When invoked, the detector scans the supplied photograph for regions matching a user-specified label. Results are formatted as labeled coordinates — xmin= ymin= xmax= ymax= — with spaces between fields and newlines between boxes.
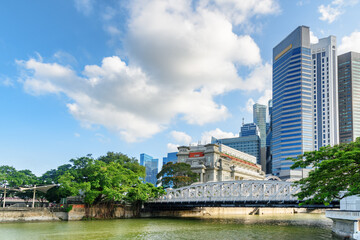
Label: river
xmin=0 ymin=214 xmax=336 ymax=240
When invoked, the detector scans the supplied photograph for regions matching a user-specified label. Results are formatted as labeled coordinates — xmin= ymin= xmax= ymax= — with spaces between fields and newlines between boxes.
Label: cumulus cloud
xmin=318 ymin=0 xmax=358 ymax=23
xmin=310 ymin=31 xmax=319 ymax=44
xmin=167 ymin=143 xmax=179 ymax=152
xmin=170 ymin=131 xmax=192 ymax=145
xmin=338 ymin=31 xmax=360 ymax=54
xmin=201 ymin=128 xmax=237 ymax=144
xmin=18 ymin=1 xmax=279 ymax=142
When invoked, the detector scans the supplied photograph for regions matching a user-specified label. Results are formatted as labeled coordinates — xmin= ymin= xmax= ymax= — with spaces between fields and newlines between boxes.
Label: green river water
xmin=0 ymin=214 xmax=337 ymax=240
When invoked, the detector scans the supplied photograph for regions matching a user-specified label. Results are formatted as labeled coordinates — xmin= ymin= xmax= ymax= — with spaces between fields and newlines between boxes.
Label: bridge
xmin=146 ymin=180 xmax=339 ymax=209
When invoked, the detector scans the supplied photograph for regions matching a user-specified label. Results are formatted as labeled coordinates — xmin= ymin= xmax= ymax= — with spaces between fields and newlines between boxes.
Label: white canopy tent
xmin=1 ymin=184 xmax=58 ymax=208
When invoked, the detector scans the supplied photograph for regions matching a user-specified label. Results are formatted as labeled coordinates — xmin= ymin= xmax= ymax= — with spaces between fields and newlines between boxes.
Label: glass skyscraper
xmin=338 ymin=51 xmax=360 ymax=143
xmin=162 ymin=152 xmax=178 ymax=166
xmin=272 ymin=26 xmax=313 ymax=180
xmin=253 ymin=103 xmax=267 ymax=148
xmin=139 ymin=153 xmax=159 ymax=186
xmin=240 ymin=123 xmax=259 ymax=137
xmin=311 ymin=36 xmax=339 ymax=150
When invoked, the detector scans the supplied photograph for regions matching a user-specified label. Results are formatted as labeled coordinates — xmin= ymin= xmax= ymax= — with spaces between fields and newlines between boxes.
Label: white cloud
xmin=74 ymin=133 xmax=81 ymax=137
xmin=338 ymin=31 xmax=360 ymax=54
xmin=167 ymin=143 xmax=179 ymax=152
xmin=246 ymin=98 xmax=255 ymax=113
xmin=201 ymin=128 xmax=237 ymax=144
xmin=74 ymin=0 xmax=94 ymax=16
xmin=18 ymin=1 xmax=279 ymax=142
xmin=170 ymin=131 xmax=192 ymax=145
xmin=318 ymin=0 xmax=358 ymax=23
xmin=310 ymin=31 xmax=319 ymax=44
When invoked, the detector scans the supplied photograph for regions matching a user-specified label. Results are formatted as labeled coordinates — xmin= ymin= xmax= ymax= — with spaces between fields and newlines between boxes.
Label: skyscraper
xmin=139 ymin=153 xmax=159 ymax=186
xmin=338 ymin=52 xmax=360 ymax=143
xmin=272 ymin=26 xmax=313 ymax=180
xmin=311 ymin=36 xmax=339 ymax=150
xmin=253 ymin=103 xmax=267 ymax=173
xmin=240 ymin=123 xmax=259 ymax=137
xmin=253 ymin=103 xmax=267 ymax=148
xmin=162 ymin=152 xmax=178 ymax=166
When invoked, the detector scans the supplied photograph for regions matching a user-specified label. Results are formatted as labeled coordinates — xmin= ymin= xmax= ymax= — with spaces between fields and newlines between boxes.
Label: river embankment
xmin=0 ymin=204 xmax=332 ymax=222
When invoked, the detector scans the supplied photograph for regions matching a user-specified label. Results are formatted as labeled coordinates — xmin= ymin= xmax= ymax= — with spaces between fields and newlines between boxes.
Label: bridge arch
xmin=151 ymin=180 xmax=301 ymax=203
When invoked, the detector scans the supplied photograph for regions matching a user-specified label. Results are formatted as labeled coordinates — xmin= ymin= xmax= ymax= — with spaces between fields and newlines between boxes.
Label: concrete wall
xmin=0 ymin=204 xmax=137 ymax=222
xmin=0 ymin=208 xmax=62 ymax=222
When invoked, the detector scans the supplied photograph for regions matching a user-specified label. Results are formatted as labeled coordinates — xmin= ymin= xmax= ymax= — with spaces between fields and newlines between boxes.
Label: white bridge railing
xmin=151 ymin=180 xmax=301 ymax=203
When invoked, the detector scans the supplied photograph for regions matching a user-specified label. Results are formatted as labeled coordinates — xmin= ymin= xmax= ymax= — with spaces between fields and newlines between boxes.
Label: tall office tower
xmin=311 ymin=36 xmax=339 ymax=150
xmin=240 ymin=123 xmax=260 ymax=137
xmin=266 ymin=99 xmax=273 ymax=174
xmin=162 ymin=152 xmax=178 ymax=166
xmin=272 ymin=26 xmax=313 ymax=180
xmin=139 ymin=153 xmax=159 ymax=186
xmin=338 ymin=52 xmax=360 ymax=143
xmin=253 ymin=103 xmax=267 ymax=148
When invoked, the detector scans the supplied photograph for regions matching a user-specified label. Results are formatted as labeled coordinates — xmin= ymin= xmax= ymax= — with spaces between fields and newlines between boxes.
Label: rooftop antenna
xmin=242 ymin=117 xmax=244 ymax=126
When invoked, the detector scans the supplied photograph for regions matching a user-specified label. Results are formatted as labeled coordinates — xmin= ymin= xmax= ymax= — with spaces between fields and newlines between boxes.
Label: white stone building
xmin=177 ymin=144 xmax=265 ymax=183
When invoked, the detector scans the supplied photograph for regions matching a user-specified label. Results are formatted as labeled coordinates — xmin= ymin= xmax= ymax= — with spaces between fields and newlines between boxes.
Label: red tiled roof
xmin=220 ymin=153 xmax=260 ymax=169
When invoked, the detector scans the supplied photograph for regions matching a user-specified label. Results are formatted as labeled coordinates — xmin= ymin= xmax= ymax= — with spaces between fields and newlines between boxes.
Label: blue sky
xmin=1 ymin=0 xmax=360 ymax=175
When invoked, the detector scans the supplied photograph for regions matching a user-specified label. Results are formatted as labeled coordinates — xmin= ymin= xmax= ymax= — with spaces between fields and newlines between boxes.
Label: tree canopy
xmin=58 ymin=154 xmax=163 ymax=205
xmin=0 ymin=152 xmax=164 ymax=206
xmin=290 ymin=138 xmax=360 ymax=205
xmin=156 ymin=162 xmax=198 ymax=188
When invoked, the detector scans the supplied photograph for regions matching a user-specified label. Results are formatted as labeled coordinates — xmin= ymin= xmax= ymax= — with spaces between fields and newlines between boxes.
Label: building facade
xmin=240 ymin=123 xmax=259 ymax=137
xmin=272 ymin=26 xmax=313 ymax=180
xmin=338 ymin=52 xmax=360 ymax=143
xmin=177 ymin=144 xmax=265 ymax=183
xmin=139 ymin=153 xmax=159 ymax=186
xmin=253 ymin=103 xmax=267 ymax=148
xmin=211 ymin=135 xmax=261 ymax=165
xmin=311 ymin=36 xmax=339 ymax=150
xmin=162 ymin=152 xmax=178 ymax=166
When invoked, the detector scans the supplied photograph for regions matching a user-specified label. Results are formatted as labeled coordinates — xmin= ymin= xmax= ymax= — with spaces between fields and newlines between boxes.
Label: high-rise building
xmin=266 ymin=99 xmax=273 ymax=174
xmin=272 ymin=26 xmax=313 ymax=180
xmin=162 ymin=152 xmax=178 ymax=166
xmin=139 ymin=153 xmax=159 ymax=186
xmin=338 ymin=52 xmax=360 ymax=143
xmin=253 ymin=103 xmax=267 ymax=148
xmin=240 ymin=123 xmax=259 ymax=137
xmin=311 ymin=36 xmax=339 ymax=150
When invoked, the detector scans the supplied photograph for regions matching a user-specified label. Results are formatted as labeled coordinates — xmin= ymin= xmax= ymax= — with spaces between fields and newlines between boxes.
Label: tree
xmin=0 ymin=166 xmax=38 ymax=187
xmin=39 ymin=164 xmax=73 ymax=203
xmin=98 ymin=152 xmax=145 ymax=177
xmin=156 ymin=162 xmax=198 ymax=188
xmin=58 ymin=154 xmax=164 ymax=206
xmin=290 ymin=138 xmax=360 ymax=205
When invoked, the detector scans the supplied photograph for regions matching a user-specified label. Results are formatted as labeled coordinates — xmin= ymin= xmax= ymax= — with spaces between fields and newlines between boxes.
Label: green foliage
xmin=0 ymin=166 xmax=38 ymax=187
xmin=58 ymin=153 xmax=164 ymax=205
xmin=289 ymin=138 xmax=360 ymax=205
xmin=0 ymin=152 xmax=163 ymax=207
xmin=98 ymin=152 xmax=146 ymax=178
xmin=65 ymin=205 xmax=73 ymax=212
xmin=156 ymin=162 xmax=198 ymax=188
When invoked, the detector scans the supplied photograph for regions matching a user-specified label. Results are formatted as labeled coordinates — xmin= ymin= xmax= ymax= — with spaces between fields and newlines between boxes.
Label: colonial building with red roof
xmin=177 ymin=144 xmax=265 ymax=183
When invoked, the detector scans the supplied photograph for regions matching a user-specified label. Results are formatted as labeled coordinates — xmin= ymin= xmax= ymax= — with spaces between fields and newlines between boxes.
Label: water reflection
xmin=0 ymin=214 xmax=336 ymax=240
